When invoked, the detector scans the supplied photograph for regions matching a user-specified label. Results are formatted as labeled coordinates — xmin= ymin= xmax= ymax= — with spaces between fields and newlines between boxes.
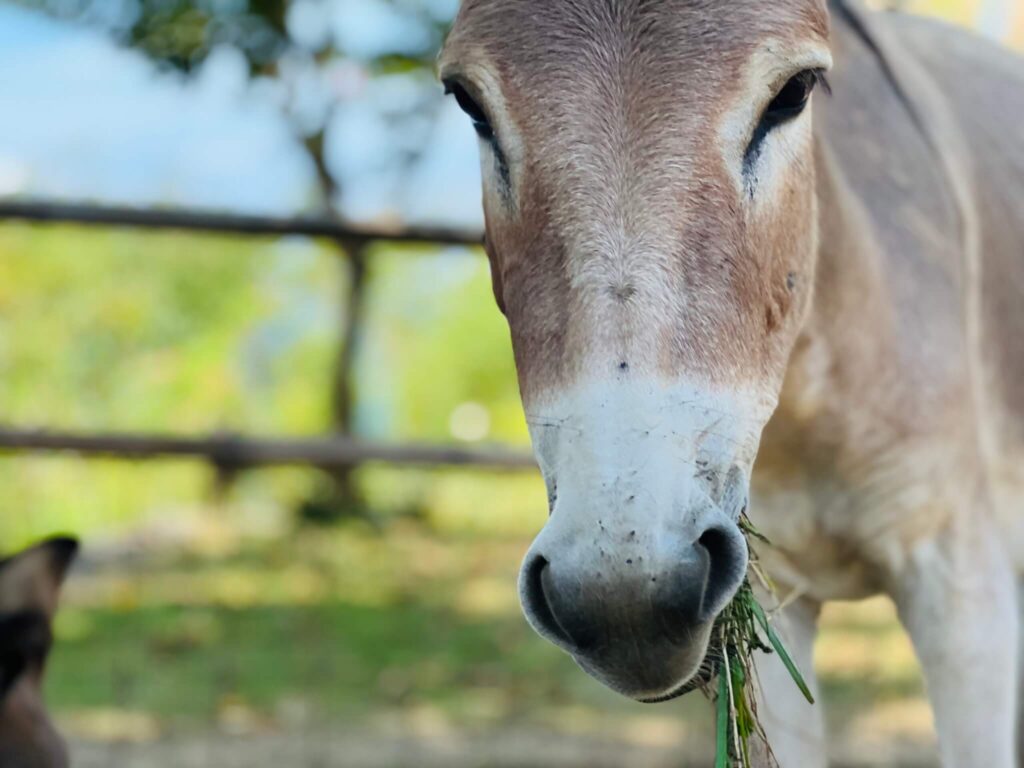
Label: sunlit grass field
xmin=40 ymin=510 xmax=934 ymax=765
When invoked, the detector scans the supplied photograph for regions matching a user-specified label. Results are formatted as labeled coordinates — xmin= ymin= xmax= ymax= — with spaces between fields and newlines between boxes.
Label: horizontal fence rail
xmin=0 ymin=199 xmax=535 ymax=475
xmin=0 ymin=429 xmax=536 ymax=471
xmin=0 ymin=200 xmax=483 ymax=248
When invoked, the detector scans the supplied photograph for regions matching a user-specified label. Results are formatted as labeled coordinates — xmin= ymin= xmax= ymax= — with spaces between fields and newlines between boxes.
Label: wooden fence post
xmin=309 ymin=238 xmax=371 ymax=523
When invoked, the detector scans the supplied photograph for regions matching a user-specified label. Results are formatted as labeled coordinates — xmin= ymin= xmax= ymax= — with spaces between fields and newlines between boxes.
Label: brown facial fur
xmin=442 ymin=0 xmax=830 ymax=404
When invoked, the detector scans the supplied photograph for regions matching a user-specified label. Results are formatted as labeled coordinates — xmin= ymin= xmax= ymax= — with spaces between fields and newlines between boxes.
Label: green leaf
xmin=716 ymin=668 xmax=731 ymax=768
xmin=751 ymin=601 xmax=815 ymax=704
xmin=739 ymin=515 xmax=772 ymax=545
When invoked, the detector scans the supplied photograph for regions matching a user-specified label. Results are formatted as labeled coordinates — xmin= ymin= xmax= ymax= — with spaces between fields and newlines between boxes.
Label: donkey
xmin=440 ymin=0 xmax=1024 ymax=765
xmin=0 ymin=537 xmax=78 ymax=768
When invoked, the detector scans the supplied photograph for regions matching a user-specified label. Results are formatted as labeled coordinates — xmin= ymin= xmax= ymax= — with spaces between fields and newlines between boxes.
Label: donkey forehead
xmin=444 ymin=0 xmax=830 ymax=81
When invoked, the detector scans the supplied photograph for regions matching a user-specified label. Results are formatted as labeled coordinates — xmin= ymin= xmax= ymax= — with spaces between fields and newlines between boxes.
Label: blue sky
xmin=0 ymin=1 xmax=484 ymax=229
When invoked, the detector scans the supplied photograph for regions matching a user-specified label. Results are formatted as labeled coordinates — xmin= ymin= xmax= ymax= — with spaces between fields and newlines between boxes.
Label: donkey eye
xmin=444 ymin=79 xmax=494 ymax=141
xmin=763 ymin=69 xmax=825 ymax=125
xmin=743 ymin=68 xmax=827 ymax=184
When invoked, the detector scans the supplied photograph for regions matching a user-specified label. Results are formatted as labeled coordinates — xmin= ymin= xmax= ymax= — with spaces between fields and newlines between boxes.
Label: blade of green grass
xmin=716 ymin=666 xmax=731 ymax=768
xmin=750 ymin=601 xmax=815 ymax=704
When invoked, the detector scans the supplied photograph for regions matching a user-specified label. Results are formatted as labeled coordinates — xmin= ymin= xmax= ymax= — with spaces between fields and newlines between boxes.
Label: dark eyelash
xmin=811 ymin=69 xmax=832 ymax=97
xmin=443 ymin=79 xmax=495 ymax=141
xmin=443 ymin=77 xmax=512 ymax=196
xmin=742 ymin=68 xmax=830 ymax=191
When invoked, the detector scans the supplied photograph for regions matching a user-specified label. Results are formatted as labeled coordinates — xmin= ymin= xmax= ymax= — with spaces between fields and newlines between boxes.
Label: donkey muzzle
xmin=519 ymin=510 xmax=748 ymax=701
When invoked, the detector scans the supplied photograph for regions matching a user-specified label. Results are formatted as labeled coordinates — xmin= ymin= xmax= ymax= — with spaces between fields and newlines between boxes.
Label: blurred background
xmin=0 ymin=1 xmax=1021 ymax=766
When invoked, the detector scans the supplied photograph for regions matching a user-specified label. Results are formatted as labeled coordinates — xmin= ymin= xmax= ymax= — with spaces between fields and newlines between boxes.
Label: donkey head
xmin=0 ymin=537 xmax=78 ymax=767
xmin=441 ymin=0 xmax=831 ymax=700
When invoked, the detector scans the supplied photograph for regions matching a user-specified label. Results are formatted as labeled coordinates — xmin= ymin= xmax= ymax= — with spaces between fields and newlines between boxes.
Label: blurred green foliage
xmin=12 ymin=0 xmax=287 ymax=73
xmin=13 ymin=0 xmax=449 ymax=72
xmin=0 ymin=224 xmax=542 ymax=547
xmin=0 ymin=226 xmax=337 ymax=432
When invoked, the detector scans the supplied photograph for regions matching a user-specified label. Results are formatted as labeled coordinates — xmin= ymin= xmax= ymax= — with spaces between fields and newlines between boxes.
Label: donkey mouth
xmin=566 ymin=618 xmax=718 ymax=703
xmin=636 ymin=651 xmax=718 ymax=703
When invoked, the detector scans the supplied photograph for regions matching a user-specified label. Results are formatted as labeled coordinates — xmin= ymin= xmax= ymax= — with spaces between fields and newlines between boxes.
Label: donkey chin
xmin=516 ymin=380 xmax=760 ymax=702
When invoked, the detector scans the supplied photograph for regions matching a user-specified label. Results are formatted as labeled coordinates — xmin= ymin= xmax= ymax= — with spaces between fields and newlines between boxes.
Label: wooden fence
xmin=0 ymin=200 xmax=537 ymax=474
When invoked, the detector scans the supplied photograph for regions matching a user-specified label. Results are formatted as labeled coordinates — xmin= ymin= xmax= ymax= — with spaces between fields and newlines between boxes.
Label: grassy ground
xmin=44 ymin=513 xmax=938 ymax=766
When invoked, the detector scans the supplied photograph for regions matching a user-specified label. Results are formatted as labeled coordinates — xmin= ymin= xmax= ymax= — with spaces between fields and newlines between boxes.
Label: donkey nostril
xmin=523 ymin=557 xmax=571 ymax=645
xmin=695 ymin=527 xmax=747 ymax=622
xmin=521 ymin=555 xmax=576 ymax=649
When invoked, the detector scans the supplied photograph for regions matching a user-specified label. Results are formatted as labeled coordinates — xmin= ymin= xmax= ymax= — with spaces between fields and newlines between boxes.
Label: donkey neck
xmin=759 ymin=0 xmax=973 ymax=503
xmin=751 ymin=98 xmax=974 ymax=599
xmin=747 ymin=142 xmax=913 ymax=599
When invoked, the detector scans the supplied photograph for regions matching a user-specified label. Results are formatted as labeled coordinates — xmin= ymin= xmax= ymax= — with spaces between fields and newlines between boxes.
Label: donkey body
xmin=441 ymin=1 xmax=1024 ymax=765
xmin=750 ymin=6 xmax=1024 ymax=766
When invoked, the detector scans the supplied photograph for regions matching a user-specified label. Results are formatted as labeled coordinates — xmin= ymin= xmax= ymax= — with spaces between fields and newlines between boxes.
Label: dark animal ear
xmin=0 ymin=611 xmax=51 ymax=700
xmin=0 ymin=538 xmax=78 ymax=619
